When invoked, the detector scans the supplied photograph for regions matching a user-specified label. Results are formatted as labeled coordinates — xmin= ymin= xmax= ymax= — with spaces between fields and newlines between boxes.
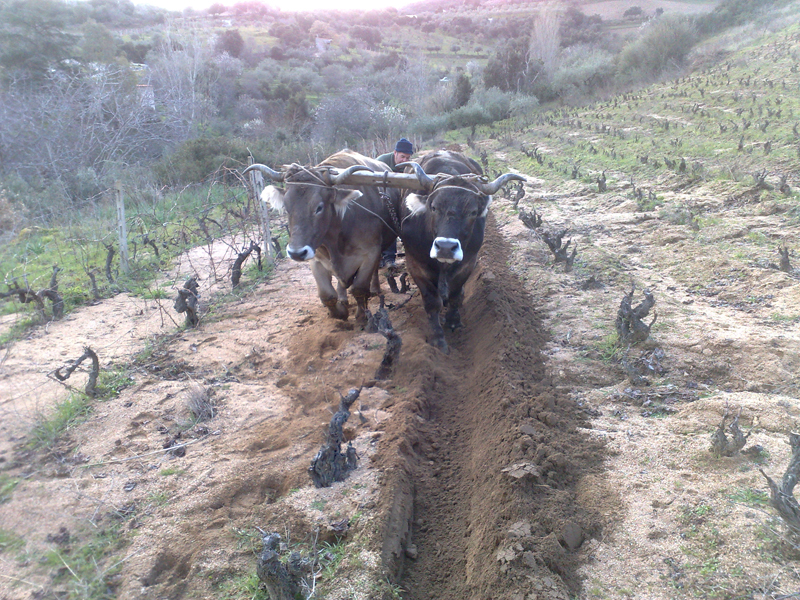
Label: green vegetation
xmin=95 ymin=367 xmax=135 ymax=400
xmin=29 ymin=393 xmax=93 ymax=449
xmin=0 ymin=473 xmax=19 ymax=503
xmin=0 ymin=528 xmax=25 ymax=555
xmin=216 ymin=573 xmax=270 ymax=600
xmin=42 ymin=524 xmax=126 ymax=600
xmin=728 ymin=487 xmax=770 ymax=506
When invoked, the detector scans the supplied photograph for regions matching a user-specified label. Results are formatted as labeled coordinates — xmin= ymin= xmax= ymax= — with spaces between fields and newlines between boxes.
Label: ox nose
xmin=287 ymin=246 xmax=314 ymax=261
xmin=431 ymin=237 xmax=463 ymax=263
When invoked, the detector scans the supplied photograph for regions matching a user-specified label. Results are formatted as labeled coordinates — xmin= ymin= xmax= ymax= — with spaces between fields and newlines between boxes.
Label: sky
xmin=133 ymin=0 xmax=403 ymax=13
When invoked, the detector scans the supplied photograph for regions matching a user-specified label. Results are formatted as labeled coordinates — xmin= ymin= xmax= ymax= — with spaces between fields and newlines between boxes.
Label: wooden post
xmin=249 ymin=157 xmax=273 ymax=266
xmin=115 ymin=181 xmax=130 ymax=274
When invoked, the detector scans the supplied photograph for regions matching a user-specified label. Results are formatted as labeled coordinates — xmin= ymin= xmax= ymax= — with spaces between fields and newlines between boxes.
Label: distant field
xmin=581 ymin=0 xmax=719 ymax=20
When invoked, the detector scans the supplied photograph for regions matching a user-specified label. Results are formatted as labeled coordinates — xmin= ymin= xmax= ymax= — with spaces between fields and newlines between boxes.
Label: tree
xmin=453 ymin=72 xmax=472 ymax=108
xmin=351 ymin=26 xmax=381 ymax=50
xmin=0 ymin=0 xmax=78 ymax=80
xmin=81 ymin=20 xmax=117 ymax=64
xmin=215 ymin=29 xmax=245 ymax=58
xmin=207 ymin=3 xmax=226 ymax=15
xmin=530 ymin=3 xmax=561 ymax=75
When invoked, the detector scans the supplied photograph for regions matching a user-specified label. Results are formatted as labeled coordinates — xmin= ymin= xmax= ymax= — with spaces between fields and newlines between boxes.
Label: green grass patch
xmin=728 ymin=487 xmax=769 ymax=506
xmin=0 ymin=528 xmax=24 ymax=555
xmin=29 ymin=393 xmax=93 ymax=449
xmin=95 ymin=367 xmax=135 ymax=400
xmin=0 ymin=473 xmax=20 ymax=503
xmin=596 ymin=333 xmax=622 ymax=362
xmin=216 ymin=573 xmax=269 ymax=600
xmin=43 ymin=524 xmax=126 ymax=600
xmin=159 ymin=467 xmax=185 ymax=477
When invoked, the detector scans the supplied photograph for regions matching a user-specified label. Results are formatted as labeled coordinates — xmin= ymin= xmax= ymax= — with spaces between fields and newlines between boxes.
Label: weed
xmin=310 ymin=499 xmax=327 ymax=511
xmin=230 ymin=527 xmax=262 ymax=553
xmin=29 ymin=393 xmax=92 ymax=449
xmin=185 ymin=385 xmax=214 ymax=424
xmin=95 ymin=367 xmax=134 ymax=400
xmin=770 ymin=312 xmax=799 ymax=323
xmin=699 ymin=557 xmax=720 ymax=576
xmin=43 ymin=524 xmax=126 ymax=600
xmin=728 ymin=487 xmax=769 ymax=507
xmin=144 ymin=491 xmax=171 ymax=509
xmin=596 ymin=333 xmax=622 ymax=362
xmin=319 ymin=540 xmax=347 ymax=580
xmin=0 ymin=474 xmax=20 ymax=503
xmin=216 ymin=573 xmax=269 ymax=600
xmin=0 ymin=315 xmax=40 ymax=347
xmin=159 ymin=467 xmax=185 ymax=477
xmin=0 ymin=528 xmax=24 ymax=555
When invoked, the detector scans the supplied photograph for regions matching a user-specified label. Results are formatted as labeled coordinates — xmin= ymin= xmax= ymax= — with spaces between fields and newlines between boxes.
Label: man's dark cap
xmin=395 ymin=138 xmax=413 ymax=154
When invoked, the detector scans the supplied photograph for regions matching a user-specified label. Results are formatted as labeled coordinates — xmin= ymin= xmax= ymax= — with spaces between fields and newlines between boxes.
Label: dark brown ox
xmin=399 ymin=151 xmax=524 ymax=353
xmin=244 ymin=150 xmax=401 ymax=323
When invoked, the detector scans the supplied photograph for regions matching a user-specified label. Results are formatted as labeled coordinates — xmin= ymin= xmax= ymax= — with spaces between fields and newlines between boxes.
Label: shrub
xmin=617 ymin=14 xmax=698 ymax=83
xmin=154 ymin=136 xmax=250 ymax=186
xmin=551 ymin=46 xmax=615 ymax=100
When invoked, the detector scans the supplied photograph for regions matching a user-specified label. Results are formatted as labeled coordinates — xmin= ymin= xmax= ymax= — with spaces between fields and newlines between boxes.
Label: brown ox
xmin=244 ymin=150 xmax=401 ymax=323
xmin=399 ymin=151 xmax=524 ymax=353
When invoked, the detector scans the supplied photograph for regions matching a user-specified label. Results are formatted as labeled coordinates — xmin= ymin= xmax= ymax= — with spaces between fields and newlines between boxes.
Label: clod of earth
xmin=308 ymin=387 xmax=360 ymax=488
xmin=615 ymin=286 xmax=657 ymax=344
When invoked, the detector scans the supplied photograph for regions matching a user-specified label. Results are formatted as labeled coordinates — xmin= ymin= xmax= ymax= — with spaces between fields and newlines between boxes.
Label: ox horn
xmin=397 ymin=161 xmax=436 ymax=192
xmin=243 ymin=163 xmax=286 ymax=182
xmin=332 ymin=164 xmax=374 ymax=186
xmin=477 ymin=173 xmax=526 ymax=196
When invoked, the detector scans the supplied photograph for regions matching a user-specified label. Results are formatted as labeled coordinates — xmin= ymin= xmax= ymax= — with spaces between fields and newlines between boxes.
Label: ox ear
xmin=261 ymin=185 xmax=285 ymax=213
xmin=333 ymin=189 xmax=363 ymax=217
xmin=480 ymin=194 xmax=493 ymax=217
xmin=405 ymin=193 xmax=427 ymax=214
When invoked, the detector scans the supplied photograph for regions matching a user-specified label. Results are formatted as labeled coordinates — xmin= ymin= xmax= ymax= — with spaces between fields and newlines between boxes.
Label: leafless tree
xmin=529 ymin=3 xmax=562 ymax=76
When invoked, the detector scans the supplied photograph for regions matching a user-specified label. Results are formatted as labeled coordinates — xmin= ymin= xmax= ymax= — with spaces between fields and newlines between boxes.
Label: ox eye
xmin=314 ymin=202 xmax=324 ymax=215
xmin=430 ymin=204 xmax=436 ymax=212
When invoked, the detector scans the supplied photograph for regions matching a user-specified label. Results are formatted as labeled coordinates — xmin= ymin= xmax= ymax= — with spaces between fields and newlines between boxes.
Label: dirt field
xmin=2 ymin=25 xmax=800 ymax=600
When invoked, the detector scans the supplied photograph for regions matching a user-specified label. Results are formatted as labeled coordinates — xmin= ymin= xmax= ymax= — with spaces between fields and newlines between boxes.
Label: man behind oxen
xmin=377 ymin=138 xmax=414 ymax=267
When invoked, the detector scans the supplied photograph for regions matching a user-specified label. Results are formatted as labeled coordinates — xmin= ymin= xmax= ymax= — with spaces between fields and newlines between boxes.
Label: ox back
xmin=400 ymin=151 xmax=488 ymax=354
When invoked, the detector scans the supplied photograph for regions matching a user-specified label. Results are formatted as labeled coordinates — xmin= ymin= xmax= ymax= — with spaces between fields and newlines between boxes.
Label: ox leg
xmin=406 ymin=257 xmax=448 ymax=353
xmin=311 ymin=261 xmax=349 ymax=320
xmin=349 ymin=253 xmax=382 ymax=324
xmin=443 ymin=259 xmax=475 ymax=332
xmin=444 ymin=288 xmax=464 ymax=332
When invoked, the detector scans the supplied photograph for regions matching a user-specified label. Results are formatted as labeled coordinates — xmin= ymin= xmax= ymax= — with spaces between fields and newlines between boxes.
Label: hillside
xmin=1 ymin=2 xmax=800 ymax=600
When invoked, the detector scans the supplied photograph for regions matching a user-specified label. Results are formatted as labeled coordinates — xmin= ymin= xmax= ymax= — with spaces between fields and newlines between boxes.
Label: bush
xmin=617 ymin=14 xmax=698 ymax=83
xmin=696 ymin=0 xmax=792 ymax=35
xmin=154 ymin=136 xmax=250 ymax=186
xmin=551 ymin=46 xmax=615 ymax=100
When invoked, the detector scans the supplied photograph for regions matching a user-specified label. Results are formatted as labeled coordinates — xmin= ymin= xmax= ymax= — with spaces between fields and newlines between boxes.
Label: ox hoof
xmin=324 ymin=301 xmax=349 ymax=320
xmin=431 ymin=337 xmax=450 ymax=354
xmin=445 ymin=313 xmax=463 ymax=332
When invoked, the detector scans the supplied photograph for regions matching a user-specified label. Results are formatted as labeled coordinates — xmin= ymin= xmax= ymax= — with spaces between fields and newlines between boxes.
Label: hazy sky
xmin=133 ymin=0 xmax=402 ymax=13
